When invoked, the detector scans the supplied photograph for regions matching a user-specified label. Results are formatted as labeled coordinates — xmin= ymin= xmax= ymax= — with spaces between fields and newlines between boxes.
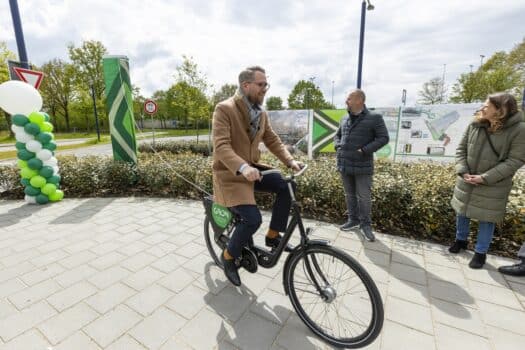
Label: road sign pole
xmin=151 ymin=114 xmax=155 ymax=148
xmin=143 ymin=100 xmax=158 ymax=148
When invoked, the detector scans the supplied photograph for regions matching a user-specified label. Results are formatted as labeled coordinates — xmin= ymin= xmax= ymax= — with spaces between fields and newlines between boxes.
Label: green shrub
xmin=138 ymin=141 xmax=212 ymax=156
xmin=1 ymin=153 xmax=523 ymax=257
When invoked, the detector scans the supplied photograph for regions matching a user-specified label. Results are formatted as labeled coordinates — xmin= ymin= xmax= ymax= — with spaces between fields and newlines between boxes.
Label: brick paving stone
xmin=38 ymin=303 xmax=99 ymax=344
xmin=128 ymin=307 xmax=186 ymax=349
xmin=87 ymin=266 xmax=131 ymax=290
xmin=125 ymin=284 xmax=174 ymax=316
xmin=0 ymin=301 xmax=56 ymax=341
xmin=85 ymin=283 xmax=136 ymax=314
xmin=0 ymin=329 xmax=51 ymax=350
xmin=106 ymin=335 xmax=146 ymax=350
xmin=47 ymin=281 xmax=98 ymax=311
xmin=83 ymin=305 xmax=142 ymax=348
xmin=53 ymin=331 xmax=102 ymax=350
xmin=9 ymin=279 xmax=61 ymax=310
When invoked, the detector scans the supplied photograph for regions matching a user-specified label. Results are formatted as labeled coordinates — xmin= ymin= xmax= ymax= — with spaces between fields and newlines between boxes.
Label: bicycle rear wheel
xmin=284 ymin=245 xmax=383 ymax=348
xmin=204 ymin=217 xmax=231 ymax=268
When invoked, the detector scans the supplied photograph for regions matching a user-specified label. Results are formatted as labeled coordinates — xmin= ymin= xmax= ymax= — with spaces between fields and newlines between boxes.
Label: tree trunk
xmin=3 ymin=112 xmax=14 ymax=137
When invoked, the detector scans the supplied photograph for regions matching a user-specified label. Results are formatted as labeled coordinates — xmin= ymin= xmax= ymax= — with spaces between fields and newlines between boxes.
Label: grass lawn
xmin=0 ymin=128 xmax=211 ymax=144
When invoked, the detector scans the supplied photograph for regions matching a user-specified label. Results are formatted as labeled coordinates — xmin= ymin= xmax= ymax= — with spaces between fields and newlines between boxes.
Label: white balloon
xmin=52 ymin=166 xmax=59 ymax=175
xmin=43 ymin=157 xmax=58 ymax=166
xmin=36 ymin=149 xmax=53 ymax=161
xmin=0 ymin=81 xmax=43 ymax=115
xmin=14 ymin=130 xmax=34 ymax=143
xmin=11 ymin=124 xmax=25 ymax=134
xmin=25 ymin=140 xmax=43 ymax=153
xmin=24 ymin=195 xmax=37 ymax=204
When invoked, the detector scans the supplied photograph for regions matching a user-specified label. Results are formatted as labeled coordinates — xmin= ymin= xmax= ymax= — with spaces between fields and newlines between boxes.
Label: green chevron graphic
xmin=102 ymin=56 xmax=138 ymax=164
xmin=312 ymin=109 xmax=346 ymax=152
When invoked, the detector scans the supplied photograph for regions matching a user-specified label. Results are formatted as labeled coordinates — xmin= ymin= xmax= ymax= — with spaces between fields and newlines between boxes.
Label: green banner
xmin=102 ymin=56 xmax=137 ymax=164
xmin=312 ymin=108 xmax=400 ymax=159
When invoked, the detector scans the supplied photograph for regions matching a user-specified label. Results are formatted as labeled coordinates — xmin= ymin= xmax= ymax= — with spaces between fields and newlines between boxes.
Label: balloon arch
xmin=0 ymin=80 xmax=64 ymax=204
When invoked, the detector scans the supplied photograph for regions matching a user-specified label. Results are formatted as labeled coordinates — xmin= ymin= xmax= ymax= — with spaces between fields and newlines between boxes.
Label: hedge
xmin=1 ymin=150 xmax=523 ymax=258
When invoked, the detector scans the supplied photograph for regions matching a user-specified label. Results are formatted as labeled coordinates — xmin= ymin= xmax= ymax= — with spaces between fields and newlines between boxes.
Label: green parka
xmin=451 ymin=111 xmax=525 ymax=223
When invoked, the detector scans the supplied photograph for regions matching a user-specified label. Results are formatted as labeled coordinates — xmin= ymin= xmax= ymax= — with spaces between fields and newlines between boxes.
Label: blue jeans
xmin=226 ymin=172 xmax=293 ymax=259
xmin=455 ymin=215 xmax=496 ymax=254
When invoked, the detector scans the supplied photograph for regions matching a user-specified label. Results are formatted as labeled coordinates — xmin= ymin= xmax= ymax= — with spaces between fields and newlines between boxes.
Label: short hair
xmin=238 ymin=66 xmax=266 ymax=85
xmin=350 ymin=89 xmax=366 ymax=102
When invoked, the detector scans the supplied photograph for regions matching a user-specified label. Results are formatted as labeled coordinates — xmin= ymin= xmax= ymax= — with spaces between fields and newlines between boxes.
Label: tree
xmin=210 ymin=83 xmax=237 ymax=109
xmin=68 ymin=40 xmax=108 ymax=131
xmin=265 ymin=96 xmax=284 ymax=110
xmin=172 ymin=56 xmax=211 ymax=139
xmin=418 ymin=77 xmax=446 ymax=104
xmin=169 ymin=81 xmax=210 ymax=141
xmin=0 ymin=42 xmax=16 ymax=136
xmin=287 ymin=80 xmax=333 ymax=109
xmin=450 ymin=42 xmax=524 ymax=103
xmin=67 ymin=40 xmax=108 ymax=100
xmin=38 ymin=59 xmax=76 ymax=131
xmin=175 ymin=55 xmax=209 ymax=93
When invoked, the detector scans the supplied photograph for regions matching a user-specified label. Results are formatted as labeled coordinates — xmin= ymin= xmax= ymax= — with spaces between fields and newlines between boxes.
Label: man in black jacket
xmin=334 ymin=89 xmax=389 ymax=241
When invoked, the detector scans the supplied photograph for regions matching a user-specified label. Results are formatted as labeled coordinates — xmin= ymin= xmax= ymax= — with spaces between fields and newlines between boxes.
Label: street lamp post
xmin=331 ymin=80 xmax=335 ymax=107
xmin=480 ymin=54 xmax=485 ymax=67
xmin=90 ymin=82 xmax=101 ymax=141
xmin=356 ymin=0 xmax=374 ymax=89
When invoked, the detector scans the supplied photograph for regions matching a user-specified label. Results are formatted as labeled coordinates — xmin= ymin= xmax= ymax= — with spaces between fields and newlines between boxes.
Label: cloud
xmin=1 ymin=0 xmax=524 ymax=109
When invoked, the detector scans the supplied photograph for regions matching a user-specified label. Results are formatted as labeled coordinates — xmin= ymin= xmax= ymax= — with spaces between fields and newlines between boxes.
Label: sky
xmin=1 ymin=0 xmax=524 ymax=108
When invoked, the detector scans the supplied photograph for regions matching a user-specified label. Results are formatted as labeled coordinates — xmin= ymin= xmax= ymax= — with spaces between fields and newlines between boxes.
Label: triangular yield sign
xmin=13 ymin=67 xmax=44 ymax=90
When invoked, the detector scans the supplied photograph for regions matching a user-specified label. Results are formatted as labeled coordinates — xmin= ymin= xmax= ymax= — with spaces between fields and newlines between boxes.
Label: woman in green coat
xmin=449 ymin=92 xmax=525 ymax=269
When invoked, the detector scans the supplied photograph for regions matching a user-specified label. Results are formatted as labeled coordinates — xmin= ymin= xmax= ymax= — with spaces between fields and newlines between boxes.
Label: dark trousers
xmin=227 ymin=172 xmax=293 ymax=259
xmin=340 ymin=173 xmax=372 ymax=227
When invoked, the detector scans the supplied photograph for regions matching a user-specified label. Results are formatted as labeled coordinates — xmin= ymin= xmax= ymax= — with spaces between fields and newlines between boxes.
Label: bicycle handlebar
xmin=260 ymin=164 xmax=308 ymax=180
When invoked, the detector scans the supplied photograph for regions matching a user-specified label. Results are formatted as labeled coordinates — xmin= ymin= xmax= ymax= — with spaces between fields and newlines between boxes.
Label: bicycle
xmin=203 ymin=165 xmax=384 ymax=349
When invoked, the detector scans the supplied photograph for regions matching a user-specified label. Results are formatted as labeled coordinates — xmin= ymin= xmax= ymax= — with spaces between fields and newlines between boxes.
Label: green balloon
xmin=42 ymin=112 xmax=50 ymax=122
xmin=27 ymin=157 xmax=43 ymax=170
xmin=17 ymin=159 xmax=28 ymax=168
xmin=15 ymin=142 xmax=26 ymax=150
xmin=49 ymin=189 xmax=64 ymax=202
xmin=24 ymin=123 xmax=41 ymax=135
xmin=12 ymin=114 xmax=29 ymax=126
xmin=24 ymin=185 xmax=41 ymax=196
xmin=28 ymin=112 xmax=45 ymax=125
xmin=41 ymin=183 xmax=57 ymax=195
xmin=36 ymin=132 xmax=53 ymax=144
xmin=30 ymin=175 xmax=47 ymax=188
xmin=43 ymin=141 xmax=57 ymax=151
xmin=20 ymin=167 xmax=38 ymax=179
xmin=36 ymin=194 xmax=49 ymax=204
xmin=20 ymin=178 xmax=30 ymax=186
xmin=41 ymin=122 xmax=54 ymax=132
xmin=39 ymin=166 xmax=54 ymax=178
xmin=47 ymin=175 xmax=61 ymax=185
xmin=17 ymin=149 xmax=35 ymax=161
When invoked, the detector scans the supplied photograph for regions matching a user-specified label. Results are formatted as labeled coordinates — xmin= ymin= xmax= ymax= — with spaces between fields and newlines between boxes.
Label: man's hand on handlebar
xmin=289 ymin=160 xmax=304 ymax=172
xmin=241 ymin=166 xmax=262 ymax=182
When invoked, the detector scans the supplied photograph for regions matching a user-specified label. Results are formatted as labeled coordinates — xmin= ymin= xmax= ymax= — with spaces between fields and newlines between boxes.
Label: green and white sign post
xmin=102 ymin=55 xmax=138 ymax=164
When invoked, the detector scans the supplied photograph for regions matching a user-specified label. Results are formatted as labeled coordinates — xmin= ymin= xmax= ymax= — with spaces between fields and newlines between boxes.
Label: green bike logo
xmin=212 ymin=203 xmax=232 ymax=229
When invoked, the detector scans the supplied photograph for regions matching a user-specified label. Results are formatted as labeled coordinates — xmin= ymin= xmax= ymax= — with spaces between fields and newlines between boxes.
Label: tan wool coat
xmin=212 ymin=93 xmax=293 ymax=207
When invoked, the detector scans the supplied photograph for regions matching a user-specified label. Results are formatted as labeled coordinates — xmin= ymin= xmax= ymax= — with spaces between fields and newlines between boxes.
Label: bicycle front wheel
xmin=284 ymin=245 xmax=384 ymax=348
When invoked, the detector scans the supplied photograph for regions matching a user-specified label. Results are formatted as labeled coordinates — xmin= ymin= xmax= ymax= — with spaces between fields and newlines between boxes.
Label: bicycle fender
xmin=282 ymin=240 xmax=331 ymax=295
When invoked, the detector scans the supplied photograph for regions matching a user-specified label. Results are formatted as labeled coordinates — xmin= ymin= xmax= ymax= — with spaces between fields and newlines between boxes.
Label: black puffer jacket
xmin=334 ymin=107 xmax=389 ymax=175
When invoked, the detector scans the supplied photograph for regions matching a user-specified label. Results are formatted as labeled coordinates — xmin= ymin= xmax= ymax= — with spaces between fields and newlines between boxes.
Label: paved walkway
xmin=0 ymin=198 xmax=523 ymax=350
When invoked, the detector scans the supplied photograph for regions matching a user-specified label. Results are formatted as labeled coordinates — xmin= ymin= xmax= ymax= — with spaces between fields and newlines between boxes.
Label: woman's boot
xmin=448 ymin=240 xmax=468 ymax=254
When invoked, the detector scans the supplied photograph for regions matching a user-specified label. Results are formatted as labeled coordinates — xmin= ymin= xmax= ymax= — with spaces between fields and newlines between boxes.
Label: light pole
xmin=89 ymin=82 xmax=101 ymax=141
xmin=331 ymin=80 xmax=335 ymax=107
xmin=9 ymin=0 xmax=29 ymax=69
xmin=480 ymin=54 xmax=485 ymax=67
xmin=356 ymin=0 xmax=374 ymax=89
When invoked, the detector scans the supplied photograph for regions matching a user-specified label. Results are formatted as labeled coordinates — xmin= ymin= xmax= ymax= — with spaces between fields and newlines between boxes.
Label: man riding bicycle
xmin=212 ymin=66 xmax=302 ymax=286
